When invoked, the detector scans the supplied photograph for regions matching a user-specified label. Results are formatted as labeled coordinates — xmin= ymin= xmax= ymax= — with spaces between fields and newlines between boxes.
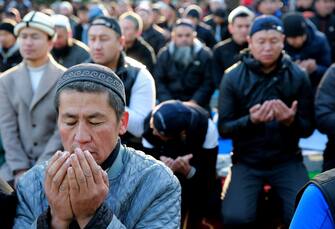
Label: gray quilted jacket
xmin=13 ymin=145 xmax=181 ymax=228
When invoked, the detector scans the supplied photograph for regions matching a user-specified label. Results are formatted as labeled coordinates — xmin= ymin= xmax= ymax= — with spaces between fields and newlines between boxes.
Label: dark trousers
xmin=221 ymin=161 xmax=309 ymax=227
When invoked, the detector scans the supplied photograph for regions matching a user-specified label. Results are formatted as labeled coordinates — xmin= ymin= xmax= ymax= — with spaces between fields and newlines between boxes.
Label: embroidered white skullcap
xmin=14 ymin=11 xmax=55 ymax=37
xmin=51 ymin=14 xmax=71 ymax=32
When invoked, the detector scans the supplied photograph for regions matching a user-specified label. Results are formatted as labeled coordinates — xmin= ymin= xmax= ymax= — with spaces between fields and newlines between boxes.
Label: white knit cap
xmin=228 ymin=6 xmax=254 ymax=24
xmin=51 ymin=14 xmax=71 ymax=32
xmin=14 ymin=11 xmax=55 ymax=37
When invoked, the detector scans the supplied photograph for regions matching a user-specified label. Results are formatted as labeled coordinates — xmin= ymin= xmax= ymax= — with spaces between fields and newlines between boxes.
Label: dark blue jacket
xmin=310 ymin=13 xmax=335 ymax=62
xmin=196 ymin=23 xmax=217 ymax=48
xmin=315 ymin=64 xmax=335 ymax=171
xmin=284 ymin=20 xmax=332 ymax=91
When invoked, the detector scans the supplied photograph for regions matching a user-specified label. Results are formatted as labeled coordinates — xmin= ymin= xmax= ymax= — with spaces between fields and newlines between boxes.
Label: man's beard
xmin=173 ymin=45 xmax=193 ymax=68
xmin=52 ymin=44 xmax=71 ymax=59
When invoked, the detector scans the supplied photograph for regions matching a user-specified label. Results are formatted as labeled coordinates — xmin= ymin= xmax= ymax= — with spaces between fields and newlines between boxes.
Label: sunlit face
xmin=88 ymin=25 xmax=123 ymax=67
xmin=248 ymin=30 xmax=284 ymax=67
xmin=296 ymin=0 xmax=314 ymax=8
xmin=257 ymin=0 xmax=278 ymax=15
xmin=136 ymin=8 xmax=152 ymax=28
xmin=0 ymin=30 xmax=16 ymax=49
xmin=314 ymin=0 xmax=335 ymax=17
xmin=58 ymin=91 xmax=128 ymax=165
xmin=59 ymin=6 xmax=71 ymax=16
xmin=53 ymin=27 xmax=69 ymax=49
xmin=209 ymin=1 xmax=224 ymax=12
xmin=120 ymin=18 xmax=138 ymax=43
xmin=286 ymin=35 xmax=307 ymax=49
xmin=229 ymin=16 xmax=253 ymax=45
xmin=18 ymin=27 xmax=53 ymax=62
xmin=172 ymin=25 xmax=195 ymax=47
xmin=77 ymin=10 xmax=88 ymax=23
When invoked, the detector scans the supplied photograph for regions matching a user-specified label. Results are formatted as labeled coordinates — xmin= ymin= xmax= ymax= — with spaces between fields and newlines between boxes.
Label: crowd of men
xmin=0 ymin=0 xmax=334 ymax=228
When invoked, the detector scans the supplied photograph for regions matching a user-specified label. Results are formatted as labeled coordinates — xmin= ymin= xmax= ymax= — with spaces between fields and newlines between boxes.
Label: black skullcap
xmin=56 ymin=63 xmax=126 ymax=105
xmin=249 ymin=15 xmax=283 ymax=36
xmin=0 ymin=19 xmax=16 ymax=36
xmin=184 ymin=5 xmax=202 ymax=19
xmin=152 ymin=100 xmax=191 ymax=137
xmin=213 ymin=8 xmax=226 ymax=18
xmin=282 ymin=12 xmax=307 ymax=37
xmin=90 ymin=16 xmax=122 ymax=36
xmin=5 ymin=8 xmax=20 ymax=19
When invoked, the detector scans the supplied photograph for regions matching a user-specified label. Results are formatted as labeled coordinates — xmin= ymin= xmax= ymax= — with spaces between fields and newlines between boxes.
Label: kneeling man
xmin=13 ymin=63 xmax=181 ymax=228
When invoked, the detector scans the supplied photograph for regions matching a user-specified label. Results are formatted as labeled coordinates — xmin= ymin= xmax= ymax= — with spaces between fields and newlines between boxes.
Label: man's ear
xmin=247 ymin=35 xmax=252 ymax=48
xmin=48 ymin=37 xmax=55 ymax=52
xmin=228 ymin=23 xmax=234 ymax=34
xmin=118 ymin=111 xmax=129 ymax=135
xmin=280 ymin=34 xmax=285 ymax=48
xmin=119 ymin=35 xmax=125 ymax=51
xmin=136 ymin=30 xmax=142 ymax=37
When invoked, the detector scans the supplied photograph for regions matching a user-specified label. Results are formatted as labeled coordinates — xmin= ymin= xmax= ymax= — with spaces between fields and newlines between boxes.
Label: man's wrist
xmin=51 ymin=216 xmax=70 ymax=229
xmin=282 ymin=116 xmax=295 ymax=126
xmin=77 ymin=216 xmax=93 ymax=229
xmin=37 ymin=207 xmax=70 ymax=229
xmin=186 ymin=166 xmax=196 ymax=179
xmin=82 ymin=203 xmax=113 ymax=229
xmin=50 ymin=209 xmax=71 ymax=229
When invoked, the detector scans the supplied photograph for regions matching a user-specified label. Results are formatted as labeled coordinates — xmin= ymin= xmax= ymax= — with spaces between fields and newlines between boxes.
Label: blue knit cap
xmin=249 ymin=15 xmax=283 ymax=36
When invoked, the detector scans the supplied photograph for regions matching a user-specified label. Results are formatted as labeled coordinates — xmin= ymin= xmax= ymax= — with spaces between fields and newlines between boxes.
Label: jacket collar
xmin=241 ymin=50 xmax=291 ymax=74
xmin=18 ymin=55 xmax=61 ymax=111
xmin=106 ymin=142 xmax=125 ymax=180
xmin=16 ymin=61 xmax=33 ymax=107
xmin=30 ymin=55 xmax=60 ymax=111
xmin=101 ymin=139 xmax=120 ymax=171
xmin=0 ymin=42 xmax=20 ymax=60
xmin=89 ymin=52 xmax=128 ymax=80
xmin=115 ymin=52 xmax=128 ymax=77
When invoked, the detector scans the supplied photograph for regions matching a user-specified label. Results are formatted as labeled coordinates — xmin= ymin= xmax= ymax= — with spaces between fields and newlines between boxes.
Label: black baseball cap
xmin=90 ymin=16 xmax=122 ymax=36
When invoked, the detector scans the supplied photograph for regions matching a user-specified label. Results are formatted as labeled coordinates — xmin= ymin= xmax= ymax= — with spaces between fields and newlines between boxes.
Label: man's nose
xmin=22 ymin=37 xmax=33 ymax=46
xmin=92 ymin=41 xmax=102 ymax=50
xmin=263 ymin=42 xmax=272 ymax=50
xmin=241 ymin=27 xmax=249 ymax=34
xmin=74 ymin=123 xmax=91 ymax=144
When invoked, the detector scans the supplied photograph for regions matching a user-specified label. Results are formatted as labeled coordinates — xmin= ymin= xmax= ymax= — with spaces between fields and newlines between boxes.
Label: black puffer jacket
xmin=310 ymin=13 xmax=335 ymax=62
xmin=124 ymin=37 xmax=156 ymax=74
xmin=141 ymin=24 xmax=167 ymax=55
xmin=218 ymin=52 xmax=315 ymax=168
xmin=154 ymin=40 xmax=214 ymax=109
xmin=315 ymin=64 xmax=335 ymax=171
xmin=212 ymin=38 xmax=248 ymax=86
xmin=0 ymin=42 xmax=22 ymax=73
xmin=195 ymin=23 xmax=217 ymax=48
